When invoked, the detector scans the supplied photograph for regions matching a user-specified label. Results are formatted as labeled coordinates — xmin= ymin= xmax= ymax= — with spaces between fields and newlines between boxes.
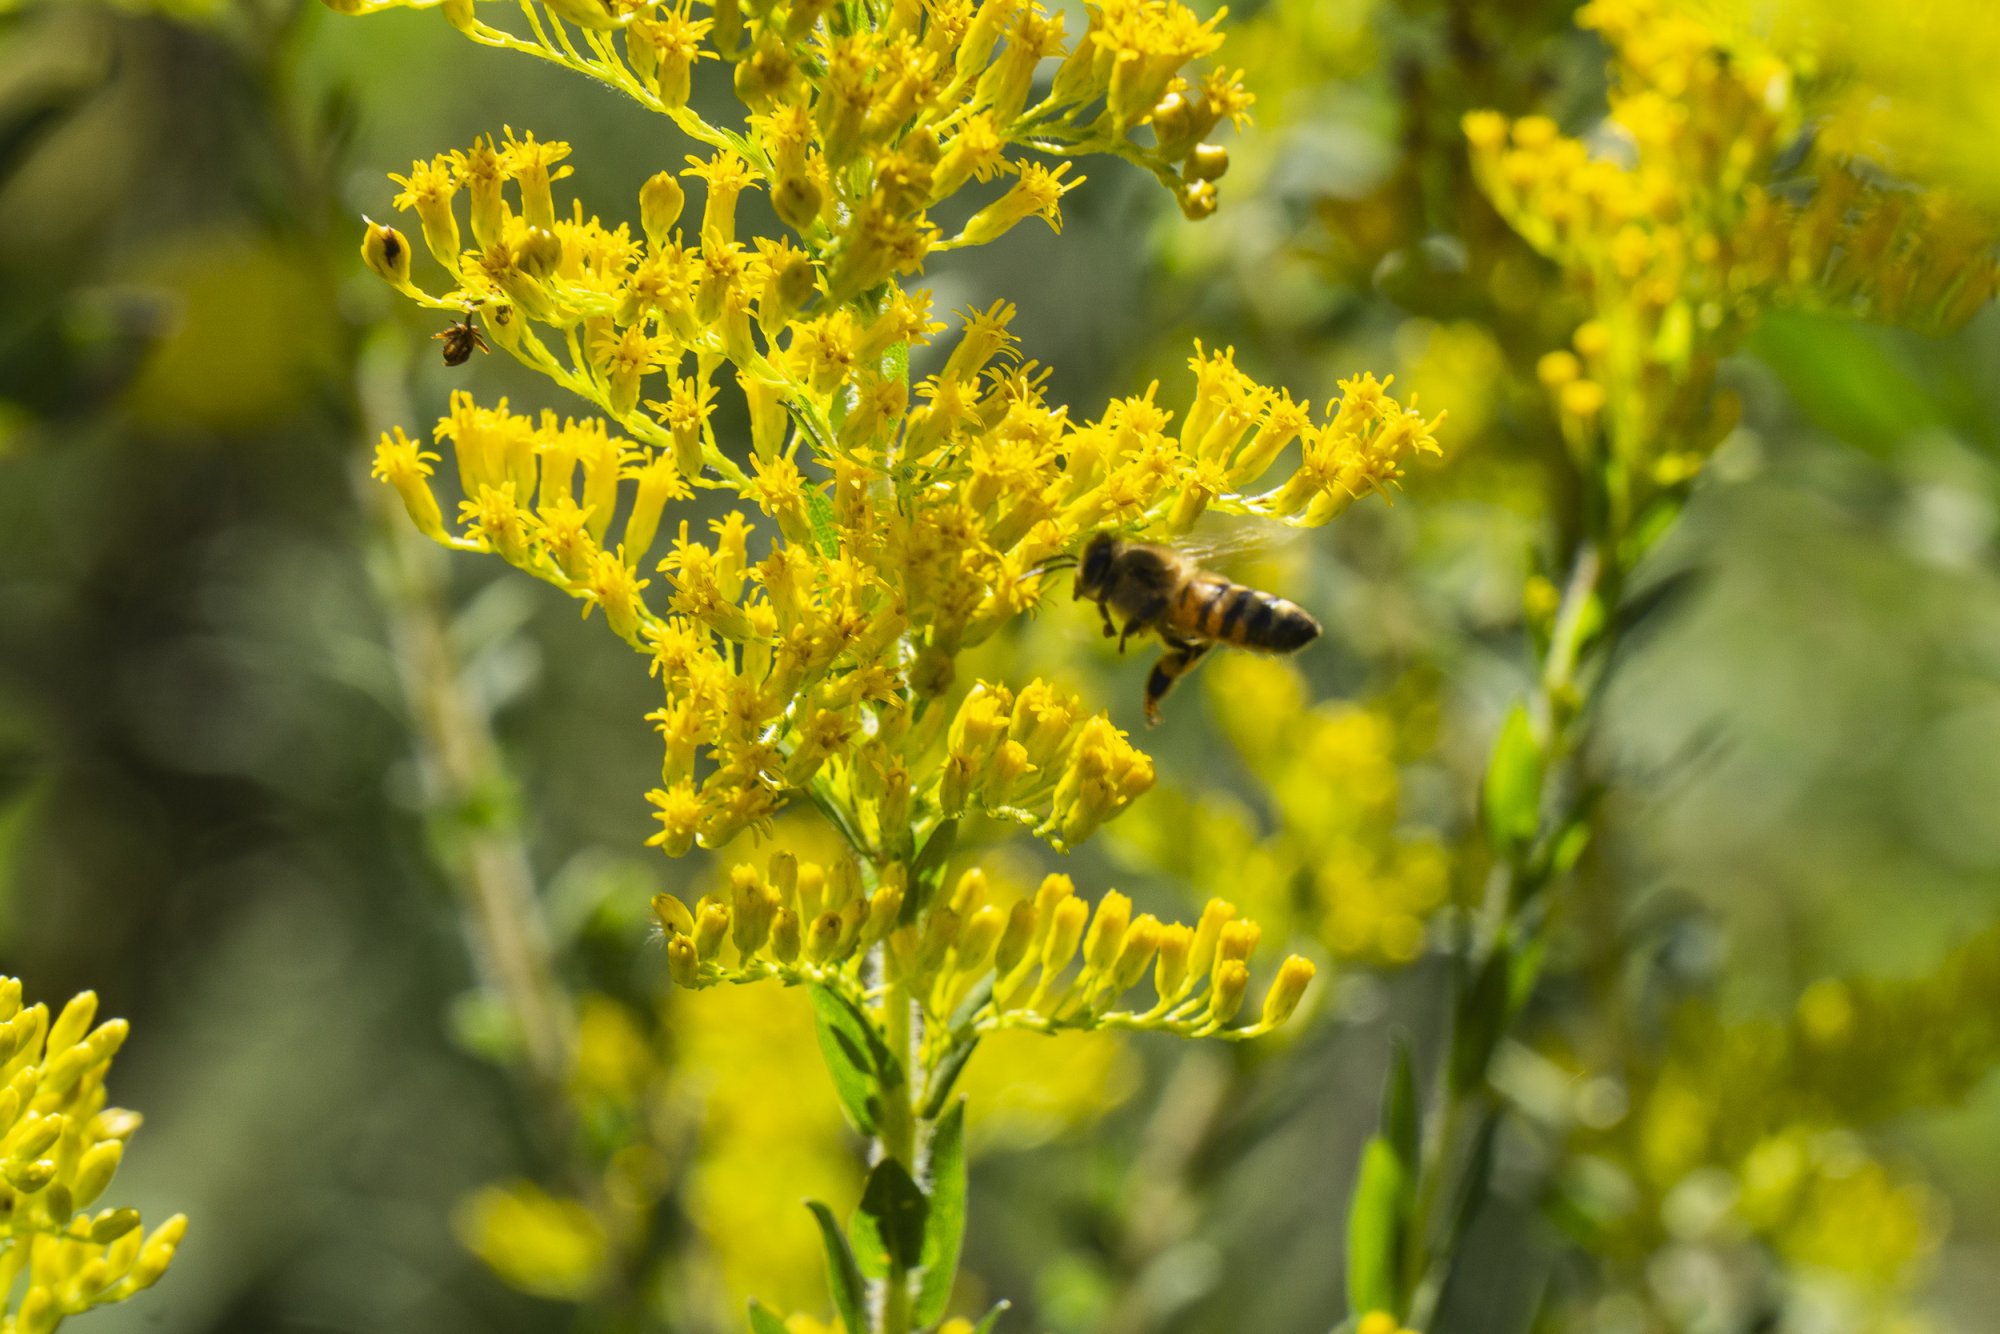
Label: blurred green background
xmin=3 ymin=1 xmax=1999 ymax=1331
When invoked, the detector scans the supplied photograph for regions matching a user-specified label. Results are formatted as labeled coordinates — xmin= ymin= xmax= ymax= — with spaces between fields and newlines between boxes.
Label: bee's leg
xmin=1118 ymin=595 xmax=1169 ymax=653
xmin=1143 ymin=639 xmax=1213 ymax=726
xmin=1098 ymin=603 xmax=1118 ymax=638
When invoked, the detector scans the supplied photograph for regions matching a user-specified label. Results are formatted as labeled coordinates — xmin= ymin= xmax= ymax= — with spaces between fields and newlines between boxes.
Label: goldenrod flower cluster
xmin=367 ymin=161 xmax=1438 ymax=856
xmin=0 ymin=982 xmax=185 ymax=1334
xmin=1117 ymin=656 xmax=1449 ymax=967
xmin=1465 ymin=0 xmax=1997 ymax=498
xmin=650 ymin=852 xmax=1316 ymax=1045
xmin=1554 ymin=926 xmax=2000 ymax=1324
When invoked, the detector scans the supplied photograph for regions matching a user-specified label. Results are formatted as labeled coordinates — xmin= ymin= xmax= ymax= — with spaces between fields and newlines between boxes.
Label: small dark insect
xmin=434 ymin=310 xmax=489 ymax=367
xmin=1070 ymin=532 xmax=1321 ymax=726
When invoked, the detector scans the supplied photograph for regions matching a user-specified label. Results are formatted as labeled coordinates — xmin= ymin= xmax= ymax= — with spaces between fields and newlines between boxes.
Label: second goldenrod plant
xmin=330 ymin=0 xmax=1442 ymax=1326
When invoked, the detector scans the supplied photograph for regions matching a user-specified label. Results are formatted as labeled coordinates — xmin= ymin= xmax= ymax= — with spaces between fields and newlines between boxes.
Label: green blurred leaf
xmin=1346 ymin=1135 xmax=1410 ymax=1320
xmin=916 ymin=1099 xmax=968 ymax=1324
xmin=1381 ymin=1033 xmax=1420 ymax=1175
xmin=806 ymin=1199 xmax=869 ymax=1333
xmin=851 ymin=1157 xmax=928 ymax=1280
xmin=1482 ymin=704 xmax=1543 ymax=852
xmin=972 ymin=1299 xmax=1012 ymax=1333
xmin=746 ymin=1299 xmax=789 ymax=1334
xmin=1450 ymin=943 xmax=1514 ymax=1097
xmin=1750 ymin=310 xmax=1943 ymax=457
xmin=809 ymin=984 xmax=903 ymax=1136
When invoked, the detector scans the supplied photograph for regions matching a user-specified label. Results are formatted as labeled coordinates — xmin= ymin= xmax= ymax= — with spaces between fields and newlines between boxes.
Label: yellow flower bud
xmin=647 ymin=893 xmax=691 ymax=941
xmin=640 ymin=171 xmax=686 ymax=247
xmin=361 ymin=220 xmax=414 ymax=289
xmin=1187 ymin=898 xmax=1236 ymax=985
xmin=956 ymin=905 xmax=1007 ymax=978
xmin=667 ymin=934 xmax=702 ymax=987
xmin=1040 ymin=896 xmax=1089 ymax=977
xmin=1260 ymin=956 xmax=1317 ymax=1029
xmin=806 ymin=910 xmax=845 ymax=964
xmin=769 ymin=908 xmax=802 ymax=964
xmin=694 ymin=899 xmax=731 ymax=959
xmin=1082 ymin=891 xmax=1132 ymax=972
xmin=1184 ymin=144 xmax=1229 ymax=183
xmin=1208 ymin=960 xmax=1250 ymax=1026
xmin=994 ymin=899 xmax=1038 ymax=978
xmin=1154 ymin=924 xmax=1194 ymax=1005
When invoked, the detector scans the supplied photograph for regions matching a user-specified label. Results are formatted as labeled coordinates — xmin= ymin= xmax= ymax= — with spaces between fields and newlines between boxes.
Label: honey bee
xmin=434 ymin=310 xmax=489 ymax=367
xmin=1071 ymin=533 xmax=1321 ymax=725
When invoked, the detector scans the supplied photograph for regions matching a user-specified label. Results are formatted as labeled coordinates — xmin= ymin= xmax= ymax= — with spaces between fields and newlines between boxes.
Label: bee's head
xmin=1073 ymin=532 xmax=1117 ymax=601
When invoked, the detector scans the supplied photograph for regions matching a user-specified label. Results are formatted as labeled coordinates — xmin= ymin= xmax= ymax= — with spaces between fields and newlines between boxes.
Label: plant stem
xmin=357 ymin=350 xmax=576 ymax=1105
xmin=879 ymin=971 xmax=919 ymax=1334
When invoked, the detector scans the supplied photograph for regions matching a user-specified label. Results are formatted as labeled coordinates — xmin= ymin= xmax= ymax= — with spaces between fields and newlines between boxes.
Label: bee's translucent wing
xmin=1169 ymin=515 xmax=1308 ymax=570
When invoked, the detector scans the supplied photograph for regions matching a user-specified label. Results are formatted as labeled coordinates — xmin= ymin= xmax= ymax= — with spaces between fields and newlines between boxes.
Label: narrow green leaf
xmin=915 ymin=1100 xmax=968 ymax=1324
xmin=919 ymin=1033 xmax=980 ymax=1120
xmin=806 ymin=1199 xmax=869 ymax=1334
xmin=746 ymin=1299 xmax=790 ymax=1334
xmin=809 ymin=984 xmax=904 ymax=1135
xmin=1346 ymin=1135 xmax=1409 ymax=1320
xmin=850 ymin=1157 xmax=928 ymax=1280
xmin=906 ymin=818 xmax=959 ymax=919
xmin=1380 ymin=1034 xmax=1419 ymax=1178
xmin=971 ymin=1299 xmax=1012 ymax=1334
xmin=805 ymin=487 xmax=840 ymax=560
xmin=1448 ymin=943 xmax=1513 ymax=1097
xmin=1482 ymin=703 xmax=1543 ymax=852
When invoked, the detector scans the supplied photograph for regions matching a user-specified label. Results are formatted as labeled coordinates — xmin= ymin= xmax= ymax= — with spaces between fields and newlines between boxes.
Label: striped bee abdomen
xmin=1177 ymin=577 xmax=1321 ymax=652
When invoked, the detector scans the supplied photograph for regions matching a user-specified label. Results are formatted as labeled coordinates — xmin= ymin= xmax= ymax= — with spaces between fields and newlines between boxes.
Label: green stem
xmin=879 ymin=972 xmax=918 ymax=1334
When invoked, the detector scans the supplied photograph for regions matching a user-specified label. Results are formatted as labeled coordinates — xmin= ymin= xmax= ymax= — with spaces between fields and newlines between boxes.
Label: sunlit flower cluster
xmin=649 ymin=851 xmax=1317 ymax=1048
xmin=1465 ymin=0 xmax=1997 ymax=502
xmin=0 ymin=981 xmax=185 ymax=1334
xmin=369 ymin=194 xmax=1438 ymax=856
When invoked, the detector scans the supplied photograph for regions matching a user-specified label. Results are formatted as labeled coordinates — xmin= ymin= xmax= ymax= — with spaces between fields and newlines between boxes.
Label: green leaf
xmin=809 ymin=984 xmax=904 ymax=1136
xmin=971 ymin=1299 xmax=1012 ymax=1334
xmin=915 ymin=1100 xmax=968 ymax=1324
xmin=806 ymin=1200 xmax=869 ymax=1334
xmin=1380 ymin=1034 xmax=1419 ymax=1177
xmin=1448 ymin=943 xmax=1513 ymax=1097
xmin=746 ymin=1299 xmax=789 ymax=1334
xmin=1346 ymin=1135 xmax=1410 ymax=1321
xmin=919 ymin=1033 xmax=980 ymax=1120
xmin=881 ymin=339 xmax=909 ymax=392
xmin=850 ymin=1157 xmax=929 ymax=1280
xmin=805 ymin=487 xmax=840 ymax=560
xmin=1482 ymin=703 xmax=1543 ymax=853
xmin=906 ymin=818 xmax=959 ymax=919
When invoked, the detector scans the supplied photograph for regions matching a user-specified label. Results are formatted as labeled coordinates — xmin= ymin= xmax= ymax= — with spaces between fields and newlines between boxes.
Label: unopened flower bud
xmin=1154 ymin=923 xmax=1194 ymax=1004
xmin=994 ymin=899 xmax=1038 ymax=977
xmin=651 ymin=893 xmax=695 ymax=938
xmin=640 ymin=171 xmax=686 ymax=248
xmin=769 ymin=907 xmax=802 ymax=964
xmin=361 ymin=221 xmax=414 ymax=288
xmin=666 ymin=934 xmax=701 ymax=988
xmin=515 ymin=226 xmax=563 ymax=279
xmin=1208 ymin=960 xmax=1250 ymax=1025
xmin=806 ymin=910 xmax=845 ymax=964
xmin=773 ymin=173 xmax=824 ymax=233
xmin=694 ymin=899 xmax=731 ymax=959
xmin=1178 ymin=179 xmax=1218 ymax=221
xmin=1041 ymin=897 xmax=1089 ymax=976
xmin=1260 ymin=955 xmax=1317 ymax=1028
xmin=1082 ymin=891 xmax=1132 ymax=972
xmin=1184 ymin=143 xmax=1229 ymax=183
